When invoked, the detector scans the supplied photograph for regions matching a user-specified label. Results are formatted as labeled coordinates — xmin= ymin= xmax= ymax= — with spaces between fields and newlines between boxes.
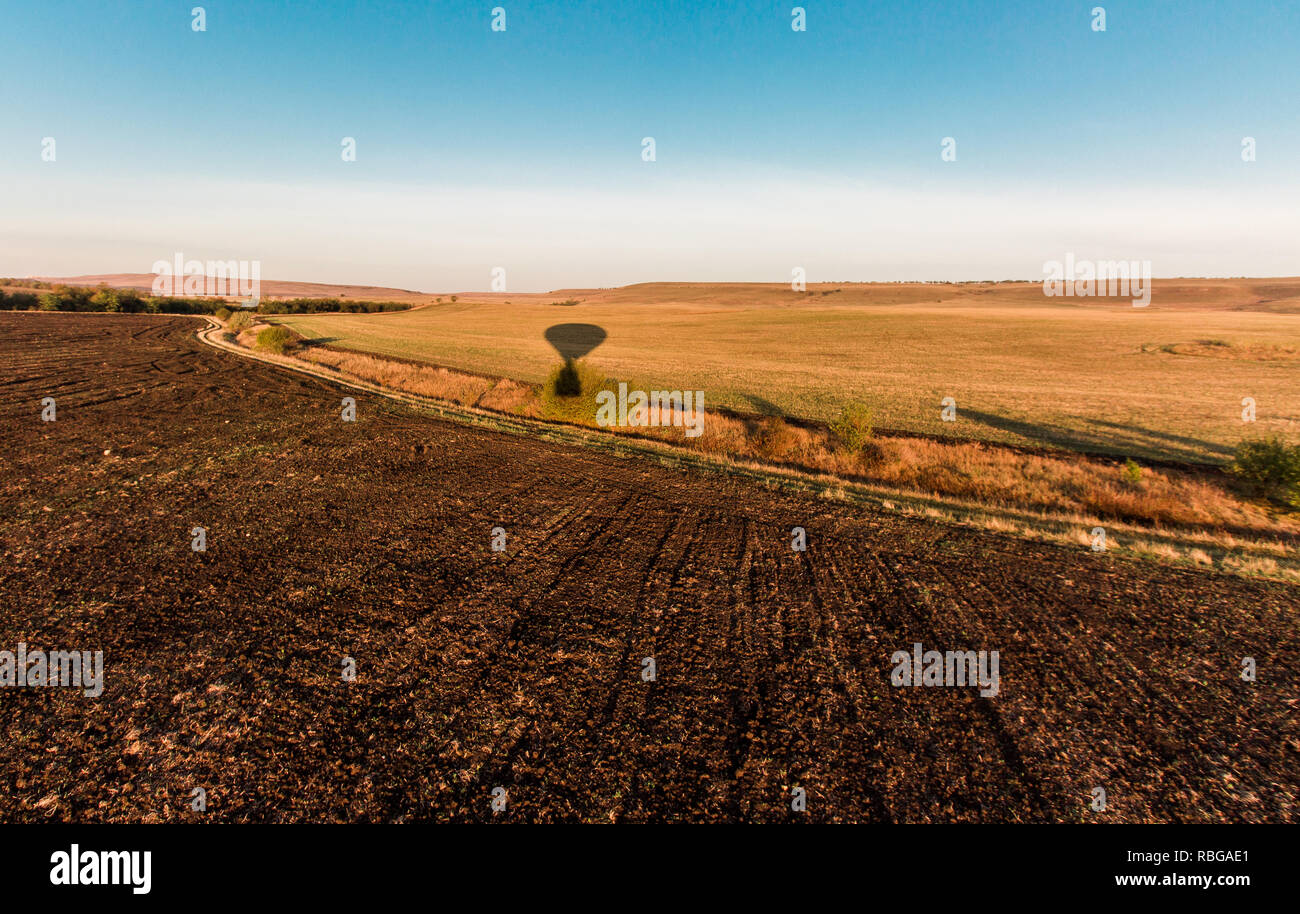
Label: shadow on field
xmin=545 ymin=323 xmax=607 ymax=397
xmin=544 ymin=323 xmax=606 ymax=361
xmin=742 ymin=393 xmax=785 ymax=416
xmin=960 ymin=408 xmax=1230 ymax=462
xmin=1086 ymin=418 xmax=1234 ymax=460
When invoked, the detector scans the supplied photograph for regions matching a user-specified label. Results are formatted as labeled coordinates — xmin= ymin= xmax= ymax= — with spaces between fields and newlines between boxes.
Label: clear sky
xmin=3 ymin=0 xmax=1298 ymax=291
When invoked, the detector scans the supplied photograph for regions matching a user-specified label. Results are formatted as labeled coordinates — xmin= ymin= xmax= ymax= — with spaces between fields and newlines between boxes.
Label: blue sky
xmin=3 ymin=0 xmax=1298 ymax=289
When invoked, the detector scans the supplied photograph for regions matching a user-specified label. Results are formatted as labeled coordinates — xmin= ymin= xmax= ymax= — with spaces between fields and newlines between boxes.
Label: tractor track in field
xmin=0 ymin=311 xmax=1297 ymax=823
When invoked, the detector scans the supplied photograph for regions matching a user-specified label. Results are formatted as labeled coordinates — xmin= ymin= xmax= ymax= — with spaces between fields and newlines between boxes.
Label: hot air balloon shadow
xmin=544 ymin=323 xmax=607 ymax=395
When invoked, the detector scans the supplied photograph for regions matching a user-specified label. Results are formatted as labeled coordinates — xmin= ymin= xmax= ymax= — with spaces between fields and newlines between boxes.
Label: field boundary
xmin=195 ymin=318 xmax=1298 ymax=584
xmin=301 ymin=340 xmax=1227 ymax=471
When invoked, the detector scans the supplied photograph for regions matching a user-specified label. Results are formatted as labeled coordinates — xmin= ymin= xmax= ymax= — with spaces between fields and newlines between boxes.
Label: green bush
xmin=1230 ymin=436 xmax=1300 ymax=505
xmin=1121 ymin=458 xmax=1143 ymax=485
xmin=91 ymin=288 xmax=121 ymax=312
xmin=830 ymin=404 xmax=875 ymax=455
xmin=227 ymin=310 xmax=253 ymax=332
xmin=214 ymin=306 xmax=232 ymax=321
xmin=255 ymin=325 xmax=294 ymax=355
xmin=540 ymin=360 xmax=613 ymax=425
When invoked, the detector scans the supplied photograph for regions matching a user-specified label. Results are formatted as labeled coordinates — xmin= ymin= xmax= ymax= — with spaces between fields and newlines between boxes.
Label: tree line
xmin=0 ymin=281 xmax=412 ymax=315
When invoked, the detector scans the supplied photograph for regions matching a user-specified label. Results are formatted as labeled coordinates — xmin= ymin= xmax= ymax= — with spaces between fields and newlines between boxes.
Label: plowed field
xmin=1 ymin=313 xmax=1296 ymax=822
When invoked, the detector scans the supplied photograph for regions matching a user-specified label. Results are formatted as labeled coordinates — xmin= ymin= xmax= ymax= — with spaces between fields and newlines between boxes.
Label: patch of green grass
xmin=255 ymin=325 xmax=293 ymax=354
xmin=540 ymin=359 xmax=614 ymax=425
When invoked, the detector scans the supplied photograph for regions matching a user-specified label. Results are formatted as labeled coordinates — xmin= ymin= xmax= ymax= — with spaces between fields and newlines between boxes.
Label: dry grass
xmin=848 ymin=437 xmax=1274 ymax=531
xmin=477 ymin=377 xmax=541 ymax=416
xmin=297 ymin=347 xmax=493 ymax=406
xmin=252 ymin=335 xmax=1296 ymax=540
xmin=284 ymin=342 xmax=541 ymax=415
xmin=645 ymin=410 xmax=1288 ymax=535
xmin=276 ymin=280 xmax=1300 ymax=463
xmin=1222 ymin=555 xmax=1282 ymax=577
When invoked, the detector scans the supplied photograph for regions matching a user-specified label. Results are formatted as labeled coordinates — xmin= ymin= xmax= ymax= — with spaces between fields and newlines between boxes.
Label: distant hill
xmin=545 ymin=278 xmax=1300 ymax=312
xmin=20 ymin=274 xmax=1300 ymax=312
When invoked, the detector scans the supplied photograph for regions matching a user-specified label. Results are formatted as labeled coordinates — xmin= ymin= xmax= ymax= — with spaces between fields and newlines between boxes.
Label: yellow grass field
xmin=276 ymin=280 xmax=1300 ymax=463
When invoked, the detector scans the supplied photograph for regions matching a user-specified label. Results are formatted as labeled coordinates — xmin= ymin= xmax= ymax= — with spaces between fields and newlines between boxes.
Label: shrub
xmin=830 ymin=404 xmax=875 ymax=455
xmin=214 ymin=306 xmax=232 ymax=321
xmin=540 ymin=359 xmax=613 ymax=425
xmin=91 ymin=288 xmax=120 ymax=312
xmin=1230 ymin=436 xmax=1300 ymax=505
xmin=227 ymin=310 xmax=253 ymax=332
xmin=255 ymin=325 xmax=294 ymax=354
xmin=255 ymin=297 xmax=409 ymax=315
xmin=1121 ymin=458 xmax=1143 ymax=485
xmin=754 ymin=415 xmax=800 ymax=461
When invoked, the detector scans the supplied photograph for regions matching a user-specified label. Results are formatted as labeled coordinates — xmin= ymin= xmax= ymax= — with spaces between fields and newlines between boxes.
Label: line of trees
xmin=0 ymin=284 xmax=227 ymax=314
xmin=256 ymin=297 xmax=410 ymax=314
xmin=0 ymin=282 xmax=412 ymax=315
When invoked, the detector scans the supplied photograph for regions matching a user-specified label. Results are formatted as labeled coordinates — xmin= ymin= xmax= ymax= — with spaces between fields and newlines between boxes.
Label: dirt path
xmin=1 ymin=313 xmax=1296 ymax=822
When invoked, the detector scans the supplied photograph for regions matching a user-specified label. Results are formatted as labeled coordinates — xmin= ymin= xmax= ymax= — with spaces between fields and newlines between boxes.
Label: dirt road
xmin=1 ymin=313 xmax=1295 ymax=822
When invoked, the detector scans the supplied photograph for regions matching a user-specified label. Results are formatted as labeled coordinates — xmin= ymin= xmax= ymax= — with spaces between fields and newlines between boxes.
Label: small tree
xmin=1231 ymin=436 xmax=1300 ymax=505
xmin=92 ymin=288 xmax=121 ymax=312
xmin=830 ymin=404 xmax=874 ymax=455
xmin=1121 ymin=458 xmax=1143 ymax=485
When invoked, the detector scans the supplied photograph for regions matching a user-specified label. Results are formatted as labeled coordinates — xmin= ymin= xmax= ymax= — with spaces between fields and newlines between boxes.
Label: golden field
xmin=276 ymin=279 xmax=1300 ymax=464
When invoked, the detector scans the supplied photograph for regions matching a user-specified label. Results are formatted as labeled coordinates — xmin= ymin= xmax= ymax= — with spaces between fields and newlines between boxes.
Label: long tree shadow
xmin=959 ymin=408 xmax=1229 ymax=463
xmin=741 ymin=393 xmax=785 ymax=416
xmin=1084 ymin=418 xmax=1234 ymax=459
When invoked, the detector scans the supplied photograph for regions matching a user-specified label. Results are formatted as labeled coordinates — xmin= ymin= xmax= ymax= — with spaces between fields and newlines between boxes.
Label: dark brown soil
xmin=1 ymin=313 xmax=1296 ymax=822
